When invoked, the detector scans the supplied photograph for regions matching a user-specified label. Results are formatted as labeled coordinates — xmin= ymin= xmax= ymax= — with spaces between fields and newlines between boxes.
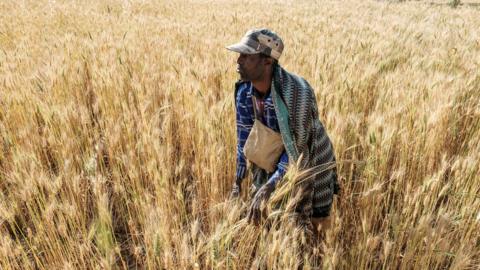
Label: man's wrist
xmin=236 ymin=164 xmax=247 ymax=180
xmin=265 ymin=178 xmax=277 ymax=190
xmin=266 ymin=170 xmax=284 ymax=189
xmin=235 ymin=177 xmax=243 ymax=185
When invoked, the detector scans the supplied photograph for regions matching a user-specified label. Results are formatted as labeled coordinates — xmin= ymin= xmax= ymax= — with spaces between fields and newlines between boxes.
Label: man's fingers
xmin=230 ymin=184 xmax=241 ymax=199
xmin=247 ymin=202 xmax=259 ymax=225
xmin=248 ymin=208 xmax=255 ymax=224
xmin=253 ymin=208 xmax=260 ymax=226
xmin=261 ymin=207 xmax=268 ymax=220
xmin=249 ymin=201 xmax=260 ymax=225
xmin=247 ymin=191 xmax=268 ymax=225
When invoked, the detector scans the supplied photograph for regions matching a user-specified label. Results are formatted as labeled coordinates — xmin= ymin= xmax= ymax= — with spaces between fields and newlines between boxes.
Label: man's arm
xmin=247 ymin=150 xmax=288 ymax=225
xmin=235 ymin=83 xmax=253 ymax=182
xmin=266 ymin=150 xmax=289 ymax=188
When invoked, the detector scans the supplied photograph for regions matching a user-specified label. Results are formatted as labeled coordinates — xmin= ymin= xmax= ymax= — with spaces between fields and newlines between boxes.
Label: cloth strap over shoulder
xmin=243 ymin=93 xmax=285 ymax=173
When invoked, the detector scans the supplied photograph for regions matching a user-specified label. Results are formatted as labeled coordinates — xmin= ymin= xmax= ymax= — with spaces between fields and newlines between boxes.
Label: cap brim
xmin=225 ymin=43 xmax=258 ymax=54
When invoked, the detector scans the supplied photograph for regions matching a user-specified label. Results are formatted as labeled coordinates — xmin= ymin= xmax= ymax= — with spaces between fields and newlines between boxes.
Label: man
xmin=226 ymin=28 xmax=340 ymax=231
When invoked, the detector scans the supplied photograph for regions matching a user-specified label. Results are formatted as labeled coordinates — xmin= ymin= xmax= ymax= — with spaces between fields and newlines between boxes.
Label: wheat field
xmin=0 ymin=0 xmax=479 ymax=269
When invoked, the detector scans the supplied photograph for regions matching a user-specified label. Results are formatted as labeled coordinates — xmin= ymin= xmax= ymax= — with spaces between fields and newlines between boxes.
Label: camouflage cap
xmin=226 ymin=28 xmax=284 ymax=60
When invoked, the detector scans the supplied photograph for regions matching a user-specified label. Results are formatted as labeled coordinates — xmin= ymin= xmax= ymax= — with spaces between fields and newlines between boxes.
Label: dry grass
xmin=1 ymin=0 xmax=479 ymax=269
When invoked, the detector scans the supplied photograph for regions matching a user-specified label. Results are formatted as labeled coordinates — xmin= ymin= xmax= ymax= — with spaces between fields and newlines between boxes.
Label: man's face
xmin=236 ymin=53 xmax=266 ymax=81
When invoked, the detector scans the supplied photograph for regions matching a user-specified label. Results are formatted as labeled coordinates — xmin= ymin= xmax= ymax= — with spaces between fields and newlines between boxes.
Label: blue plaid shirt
xmin=235 ymin=81 xmax=289 ymax=186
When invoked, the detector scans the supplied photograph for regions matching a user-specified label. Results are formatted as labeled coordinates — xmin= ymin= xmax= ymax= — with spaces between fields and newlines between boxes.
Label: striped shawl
xmin=270 ymin=64 xmax=339 ymax=216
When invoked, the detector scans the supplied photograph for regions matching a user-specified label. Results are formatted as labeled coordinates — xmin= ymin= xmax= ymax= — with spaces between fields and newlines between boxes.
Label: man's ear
xmin=263 ymin=57 xmax=274 ymax=67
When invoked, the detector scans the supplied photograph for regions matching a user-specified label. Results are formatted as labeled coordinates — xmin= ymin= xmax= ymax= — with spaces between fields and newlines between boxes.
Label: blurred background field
xmin=0 ymin=0 xmax=479 ymax=269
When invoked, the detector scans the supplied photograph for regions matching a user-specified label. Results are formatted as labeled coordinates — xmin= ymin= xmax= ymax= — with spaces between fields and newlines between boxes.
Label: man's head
xmin=226 ymin=28 xmax=283 ymax=82
xmin=234 ymin=53 xmax=273 ymax=81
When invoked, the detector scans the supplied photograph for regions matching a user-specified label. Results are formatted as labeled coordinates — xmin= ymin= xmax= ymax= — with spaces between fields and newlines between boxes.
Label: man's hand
xmin=230 ymin=178 xmax=242 ymax=199
xmin=247 ymin=182 xmax=275 ymax=225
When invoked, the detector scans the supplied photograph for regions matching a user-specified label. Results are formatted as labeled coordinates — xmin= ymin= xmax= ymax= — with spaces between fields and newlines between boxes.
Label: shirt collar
xmin=250 ymin=83 xmax=271 ymax=99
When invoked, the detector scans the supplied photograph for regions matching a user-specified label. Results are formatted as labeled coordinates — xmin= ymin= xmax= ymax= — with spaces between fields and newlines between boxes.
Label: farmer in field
xmin=227 ymin=28 xmax=340 ymax=232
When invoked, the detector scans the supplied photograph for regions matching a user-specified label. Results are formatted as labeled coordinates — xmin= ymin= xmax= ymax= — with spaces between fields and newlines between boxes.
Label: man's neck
xmin=251 ymin=73 xmax=272 ymax=95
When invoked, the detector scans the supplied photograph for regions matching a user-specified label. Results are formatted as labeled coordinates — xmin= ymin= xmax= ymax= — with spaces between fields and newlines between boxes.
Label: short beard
xmin=244 ymin=69 xmax=264 ymax=82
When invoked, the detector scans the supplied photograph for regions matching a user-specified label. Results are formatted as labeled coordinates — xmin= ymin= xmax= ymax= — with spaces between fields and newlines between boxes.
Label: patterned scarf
xmin=271 ymin=64 xmax=339 ymax=216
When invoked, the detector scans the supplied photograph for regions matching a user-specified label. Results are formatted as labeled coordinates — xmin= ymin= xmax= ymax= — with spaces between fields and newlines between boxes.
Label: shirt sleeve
xmin=266 ymin=150 xmax=289 ymax=187
xmin=235 ymin=84 xmax=253 ymax=180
